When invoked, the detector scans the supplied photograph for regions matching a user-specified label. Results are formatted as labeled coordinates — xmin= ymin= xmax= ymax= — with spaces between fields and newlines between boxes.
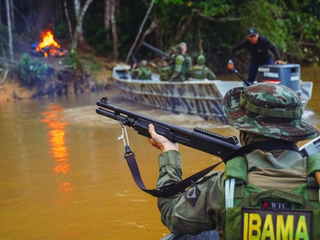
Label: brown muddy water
xmin=1 ymin=67 xmax=320 ymax=240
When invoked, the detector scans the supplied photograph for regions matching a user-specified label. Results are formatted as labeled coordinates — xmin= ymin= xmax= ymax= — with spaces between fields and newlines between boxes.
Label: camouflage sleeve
xmin=157 ymin=150 xmax=224 ymax=235
xmin=130 ymin=68 xmax=137 ymax=74
xmin=205 ymin=67 xmax=217 ymax=80
xmin=171 ymin=55 xmax=184 ymax=79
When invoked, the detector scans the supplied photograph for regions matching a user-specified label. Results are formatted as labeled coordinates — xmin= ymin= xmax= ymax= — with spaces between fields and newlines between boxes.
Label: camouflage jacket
xmin=170 ymin=55 xmax=187 ymax=82
xmin=190 ymin=65 xmax=216 ymax=80
xmin=131 ymin=67 xmax=152 ymax=80
xmin=170 ymin=54 xmax=192 ymax=82
xmin=157 ymin=149 xmax=311 ymax=239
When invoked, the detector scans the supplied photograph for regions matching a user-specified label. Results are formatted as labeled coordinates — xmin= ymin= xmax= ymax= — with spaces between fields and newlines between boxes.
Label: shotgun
xmin=96 ymin=97 xmax=241 ymax=161
xmin=96 ymin=97 xmax=320 ymax=159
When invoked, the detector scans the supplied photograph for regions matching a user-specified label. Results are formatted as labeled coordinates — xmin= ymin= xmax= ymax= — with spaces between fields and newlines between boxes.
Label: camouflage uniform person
xmin=170 ymin=46 xmax=189 ymax=82
xmin=190 ymin=55 xmax=216 ymax=80
xmin=179 ymin=42 xmax=192 ymax=74
xmin=152 ymin=46 xmax=178 ymax=81
xmin=147 ymin=83 xmax=320 ymax=239
xmin=131 ymin=60 xmax=152 ymax=80
xmin=168 ymin=45 xmax=178 ymax=67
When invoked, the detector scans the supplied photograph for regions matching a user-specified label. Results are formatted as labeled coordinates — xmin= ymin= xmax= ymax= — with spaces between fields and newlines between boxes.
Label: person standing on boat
xmin=147 ymin=83 xmax=320 ymax=239
xmin=179 ymin=42 xmax=192 ymax=74
xmin=130 ymin=60 xmax=152 ymax=80
xmin=190 ymin=55 xmax=216 ymax=80
xmin=228 ymin=28 xmax=285 ymax=84
xmin=170 ymin=45 xmax=190 ymax=82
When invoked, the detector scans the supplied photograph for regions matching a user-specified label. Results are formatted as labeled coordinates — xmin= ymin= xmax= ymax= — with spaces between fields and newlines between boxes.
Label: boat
xmin=111 ymin=64 xmax=313 ymax=124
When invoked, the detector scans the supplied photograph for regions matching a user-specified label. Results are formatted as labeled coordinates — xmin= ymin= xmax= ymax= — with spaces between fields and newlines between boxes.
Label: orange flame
xmin=37 ymin=30 xmax=60 ymax=49
xmin=36 ymin=30 xmax=62 ymax=57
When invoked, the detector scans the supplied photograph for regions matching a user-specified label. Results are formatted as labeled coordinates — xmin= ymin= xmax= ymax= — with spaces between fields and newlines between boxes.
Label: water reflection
xmin=42 ymin=104 xmax=74 ymax=193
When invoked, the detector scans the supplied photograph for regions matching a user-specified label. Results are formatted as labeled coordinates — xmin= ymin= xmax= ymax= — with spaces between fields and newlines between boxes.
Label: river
xmin=0 ymin=67 xmax=319 ymax=239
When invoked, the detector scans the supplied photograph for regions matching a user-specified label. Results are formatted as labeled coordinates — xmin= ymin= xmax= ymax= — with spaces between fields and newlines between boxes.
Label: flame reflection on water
xmin=42 ymin=103 xmax=74 ymax=193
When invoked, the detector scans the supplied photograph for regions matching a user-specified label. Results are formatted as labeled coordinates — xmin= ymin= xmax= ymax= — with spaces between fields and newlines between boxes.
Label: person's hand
xmin=228 ymin=62 xmax=234 ymax=71
xmin=149 ymin=62 xmax=156 ymax=67
xmin=148 ymin=124 xmax=179 ymax=153
xmin=275 ymin=60 xmax=285 ymax=65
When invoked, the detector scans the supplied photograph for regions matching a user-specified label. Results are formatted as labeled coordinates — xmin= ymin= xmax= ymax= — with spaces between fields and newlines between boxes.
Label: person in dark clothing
xmin=227 ymin=28 xmax=285 ymax=84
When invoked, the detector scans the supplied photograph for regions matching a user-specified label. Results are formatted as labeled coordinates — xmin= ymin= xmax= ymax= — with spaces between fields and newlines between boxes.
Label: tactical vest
xmin=191 ymin=65 xmax=206 ymax=79
xmin=184 ymin=54 xmax=192 ymax=77
xmin=136 ymin=68 xmax=152 ymax=80
xmin=170 ymin=54 xmax=178 ymax=75
xmin=222 ymin=153 xmax=320 ymax=240
xmin=170 ymin=54 xmax=190 ymax=80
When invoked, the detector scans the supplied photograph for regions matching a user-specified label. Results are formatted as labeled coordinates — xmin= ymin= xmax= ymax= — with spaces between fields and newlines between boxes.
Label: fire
xmin=37 ymin=30 xmax=60 ymax=49
xmin=35 ymin=30 xmax=64 ymax=57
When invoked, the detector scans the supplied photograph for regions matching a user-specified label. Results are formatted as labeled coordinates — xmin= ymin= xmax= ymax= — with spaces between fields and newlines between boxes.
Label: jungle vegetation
xmin=0 ymin=0 xmax=320 ymax=72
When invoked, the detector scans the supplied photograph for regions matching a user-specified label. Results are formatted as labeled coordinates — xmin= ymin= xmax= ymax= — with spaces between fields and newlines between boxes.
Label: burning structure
xmin=31 ymin=30 xmax=67 ymax=57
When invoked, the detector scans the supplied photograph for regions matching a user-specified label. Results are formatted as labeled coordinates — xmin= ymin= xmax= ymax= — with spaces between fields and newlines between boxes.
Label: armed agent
xmin=190 ymin=55 xmax=216 ymax=80
xmin=170 ymin=43 xmax=192 ymax=82
xmin=130 ymin=60 xmax=152 ymax=80
xmin=147 ymin=83 xmax=320 ymax=239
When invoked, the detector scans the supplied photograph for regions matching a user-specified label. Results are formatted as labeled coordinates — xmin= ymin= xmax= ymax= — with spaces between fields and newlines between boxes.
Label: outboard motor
xmin=257 ymin=64 xmax=301 ymax=95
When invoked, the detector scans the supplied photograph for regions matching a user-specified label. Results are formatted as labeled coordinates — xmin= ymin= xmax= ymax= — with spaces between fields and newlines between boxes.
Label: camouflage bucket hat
xmin=223 ymin=83 xmax=320 ymax=141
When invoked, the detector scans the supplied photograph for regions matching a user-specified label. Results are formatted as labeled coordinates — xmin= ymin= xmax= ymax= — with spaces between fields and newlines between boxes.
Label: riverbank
xmin=0 ymin=56 xmax=114 ymax=103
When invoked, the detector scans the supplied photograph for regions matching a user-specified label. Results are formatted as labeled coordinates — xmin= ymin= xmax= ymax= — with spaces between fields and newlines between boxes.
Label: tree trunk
xmin=13 ymin=4 xmax=31 ymax=33
xmin=125 ymin=0 xmax=155 ymax=63
xmin=174 ymin=11 xmax=195 ymax=42
xmin=136 ymin=19 xmax=158 ymax=51
xmin=71 ymin=0 xmax=94 ymax=52
xmin=110 ymin=0 xmax=118 ymax=60
xmin=6 ymin=0 xmax=14 ymax=60
xmin=58 ymin=0 xmax=63 ymax=19
xmin=155 ymin=20 xmax=163 ymax=50
xmin=63 ymin=0 xmax=73 ymax=38
xmin=0 ymin=0 xmax=2 ymax=24
xmin=198 ymin=26 xmax=203 ymax=54
xmin=10 ymin=0 xmax=15 ymax=31
xmin=78 ymin=0 xmax=93 ymax=43
xmin=104 ymin=0 xmax=111 ymax=41
xmin=74 ymin=0 xmax=80 ymax=17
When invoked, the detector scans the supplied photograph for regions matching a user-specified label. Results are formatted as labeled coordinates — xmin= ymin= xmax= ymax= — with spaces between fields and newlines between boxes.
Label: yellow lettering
xmin=261 ymin=214 xmax=275 ymax=240
xmin=295 ymin=215 xmax=309 ymax=240
xmin=249 ymin=213 xmax=261 ymax=240
xmin=276 ymin=215 xmax=294 ymax=240
xmin=243 ymin=213 xmax=248 ymax=240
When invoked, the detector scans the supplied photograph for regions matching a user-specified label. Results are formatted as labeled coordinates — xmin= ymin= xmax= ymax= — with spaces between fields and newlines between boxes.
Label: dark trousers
xmin=248 ymin=58 xmax=274 ymax=83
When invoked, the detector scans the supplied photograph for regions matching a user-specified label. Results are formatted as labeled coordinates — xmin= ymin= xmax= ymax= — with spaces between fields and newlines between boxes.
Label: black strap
xmin=124 ymin=140 xmax=300 ymax=198
xmin=224 ymin=140 xmax=300 ymax=161
xmin=125 ymin=152 xmax=222 ymax=197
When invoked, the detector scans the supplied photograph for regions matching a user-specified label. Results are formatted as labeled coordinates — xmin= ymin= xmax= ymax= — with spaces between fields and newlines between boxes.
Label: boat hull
xmin=112 ymin=65 xmax=313 ymax=124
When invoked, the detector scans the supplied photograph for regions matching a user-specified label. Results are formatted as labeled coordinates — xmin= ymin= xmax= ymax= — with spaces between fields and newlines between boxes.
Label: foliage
xmin=61 ymin=52 xmax=100 ymax=71
xmin=18 ymin=54 xmax=48 ymax=87
xmin=62 ymin=51 xmax=80 ymax=70
xmin=54 ymin=21 xmax=69 ymax=39
xmin=7 ymin=0 xmax=320 ymax=70
xmin=82 ymin=54 xmax=101 ymax=71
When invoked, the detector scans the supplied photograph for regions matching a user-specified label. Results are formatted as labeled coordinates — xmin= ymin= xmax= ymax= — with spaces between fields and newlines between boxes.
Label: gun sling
xmin=124 ymin=140 xmax=300 ymax=198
